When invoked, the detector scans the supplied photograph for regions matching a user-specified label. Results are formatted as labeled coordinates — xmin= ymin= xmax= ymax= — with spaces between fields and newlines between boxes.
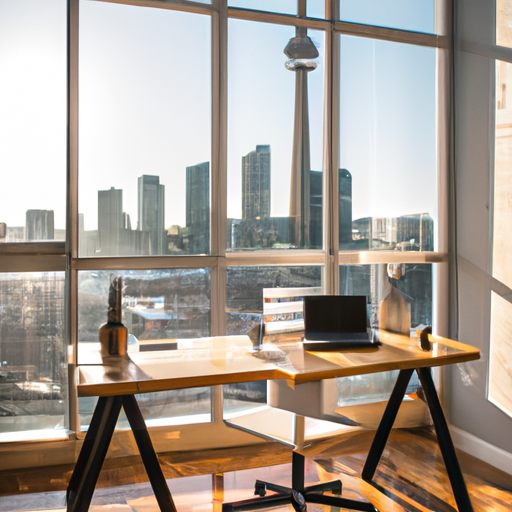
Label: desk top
xmin=76 ymin=331 xmax=480 ymax=397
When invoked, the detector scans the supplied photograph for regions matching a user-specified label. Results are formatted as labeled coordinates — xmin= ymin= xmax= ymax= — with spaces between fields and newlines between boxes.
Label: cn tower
xmin=284 ymin=25 xmax=318 ymax=248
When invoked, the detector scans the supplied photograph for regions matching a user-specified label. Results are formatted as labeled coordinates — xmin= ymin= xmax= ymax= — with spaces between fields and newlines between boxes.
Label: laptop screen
xmin=303 ymin=295 xmax=368 ymax=335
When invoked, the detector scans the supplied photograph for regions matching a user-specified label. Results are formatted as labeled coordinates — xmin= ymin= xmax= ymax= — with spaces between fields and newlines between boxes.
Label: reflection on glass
xmin=0 ymin=0 xmax=66 ymax=241
xmin=0 ymin=272 xmax=67 ymax=434
xmin=78 ymin=270 xmax=211 ymax=345
xmin=228 ymin=20 xmax=325 ymax=250
xmin=224 ymin=265 xmax=322 ymax=413
xmin=339 ymin=0 xmax=436 ymax=34
xmin=337 ymin=263 xmax=432 ymax=406
xmin=339 ymin=264 xmax=432 ymax=332
xmin=489 ymin=60 xmax=512 ymax=418
xmin=339 ymin=36 xmax=437 ymax=251
xmin=78 ymin=2 xmax=211 ymax=257
xmin=78 ymin=269 xmax=211 ymax=428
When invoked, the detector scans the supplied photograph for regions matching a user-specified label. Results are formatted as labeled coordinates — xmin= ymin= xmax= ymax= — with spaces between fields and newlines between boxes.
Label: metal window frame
xmin=0 ymin=0 xmax=450 ymax=453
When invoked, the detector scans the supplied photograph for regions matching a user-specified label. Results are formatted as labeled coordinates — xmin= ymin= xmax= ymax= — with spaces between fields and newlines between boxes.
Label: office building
xmin=25 ymin=210 xmax=54 ymax=241
xmin=97 ymin=187 xmax=123 ymax=255
xmin=186 ymin=162 xmax=210 ymax=254
xmin=241 ymin=145 xmax=271 ymax=221
xmin=138 ymin=174 xmax=165 ymax=255
xmin=309 ymin=168 xmax=353 ymax=249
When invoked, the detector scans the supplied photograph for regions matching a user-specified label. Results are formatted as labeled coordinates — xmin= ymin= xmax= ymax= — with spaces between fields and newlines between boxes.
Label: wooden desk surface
xmin=77 ymin=331 xmax=480 ymax=397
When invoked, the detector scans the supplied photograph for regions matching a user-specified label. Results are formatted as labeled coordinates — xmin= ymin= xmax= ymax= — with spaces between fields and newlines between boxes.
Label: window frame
xmin=0 ymin=0 xmax=451 ymax=459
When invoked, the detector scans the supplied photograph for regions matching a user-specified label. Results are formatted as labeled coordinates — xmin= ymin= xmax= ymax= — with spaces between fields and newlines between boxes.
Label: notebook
xmin=302 ymin=295 xmax=380 ymax=351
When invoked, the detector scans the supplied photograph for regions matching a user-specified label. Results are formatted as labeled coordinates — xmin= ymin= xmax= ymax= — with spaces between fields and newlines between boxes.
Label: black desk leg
xmin=122 ymin=394 xmax=178 ymax=512
xmin=417 ymin=367 xmax=474 ymax=512
xmin=67 ymin=396 xmax=123 ymax=512
xmin=362 ymin=368 xmax=414 ymax=482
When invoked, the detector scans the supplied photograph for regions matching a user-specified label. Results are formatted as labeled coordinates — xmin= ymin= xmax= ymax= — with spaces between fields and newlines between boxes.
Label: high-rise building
xmin=309 ymin=168 xmax=353 ymax=249
xmin=25 ymin=210 xmax=54 ymax=241
xmin=309 ymin=171 xmax=322 ymax=249
xmin=242 ymin=145 xmax=271 ymax=221
xmin=98 ymin=187 xmax=122 ymax=255
xmin=138 ymin=175 xmax=165 ymax=255
xmin=339 ymin=168 xmax=353 ymax=245
xmin=186 ymin=162 xmax=210 ymax=254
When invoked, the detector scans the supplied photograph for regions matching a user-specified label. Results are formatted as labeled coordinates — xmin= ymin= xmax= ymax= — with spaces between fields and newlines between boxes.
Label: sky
xmin=0 ymin=0 xmax=437 ymax=233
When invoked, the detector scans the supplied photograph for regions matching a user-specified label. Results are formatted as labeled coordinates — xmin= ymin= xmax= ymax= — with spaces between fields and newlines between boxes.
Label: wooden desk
xmin=68 ymin=332 xmax=479 ymax=512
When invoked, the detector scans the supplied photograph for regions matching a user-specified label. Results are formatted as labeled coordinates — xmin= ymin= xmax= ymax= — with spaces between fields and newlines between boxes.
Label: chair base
xmin=222 ymin=453 xmax=378 ymax=512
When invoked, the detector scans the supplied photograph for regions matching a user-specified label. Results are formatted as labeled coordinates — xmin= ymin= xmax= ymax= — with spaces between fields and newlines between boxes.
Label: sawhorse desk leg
xmin=362 ymin=368 xmax=474 ymax=512
xmin=66 ymin=395 xmax=177 ymax=512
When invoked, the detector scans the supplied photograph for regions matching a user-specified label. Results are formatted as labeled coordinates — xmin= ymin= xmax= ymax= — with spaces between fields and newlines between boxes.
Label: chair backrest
xmin=262 ymin=286 xmax=323 ymax=335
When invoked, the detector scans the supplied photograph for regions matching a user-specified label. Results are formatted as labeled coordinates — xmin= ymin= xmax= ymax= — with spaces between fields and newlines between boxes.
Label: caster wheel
xmin=291 ymin=490 xmax=306 ymax=512
xmin=254 ymin=483 xmax=266 ymax=497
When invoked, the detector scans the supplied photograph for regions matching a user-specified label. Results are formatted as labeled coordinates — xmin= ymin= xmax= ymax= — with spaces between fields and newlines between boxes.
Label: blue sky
xmin=0 ymin=0 xmax=437 ymax=232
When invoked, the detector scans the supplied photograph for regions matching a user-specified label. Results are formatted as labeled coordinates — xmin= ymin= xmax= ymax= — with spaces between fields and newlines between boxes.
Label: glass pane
xmin=489 ymin=60 xmax=512 ymax=417
xmin=224 ymin=266 xmax=322 ymax=413
xmin=337 ymin=264 xmax=432 ymax=408
xmin=497 ymin=0 xmax=512 ymax=48
xmin=0 ymin=0 xmax=66 ymax=242
xmin=78 ymin=2 xmax=211 ymax=257
xmin=307 ymin=0 xmax=325 ymax=19
xmin=339 ymin=0 xmax=436 ymax=34
xmin=78 ymin=269 xmax=211 ymax=428
xmin=0 ymin=272 xmax=67 ymax=435
xmin=338 ymin=263 xmax=431 ymax=405
xmin=339 ymin=264 xmax=432 ymax=334
xmin=228 ymin=0 xmax=296 ymax=15
xmin=339 ymin=37 xmax=437 ymax=251
xmin=228 ymin=20 xmax=325 ymax=250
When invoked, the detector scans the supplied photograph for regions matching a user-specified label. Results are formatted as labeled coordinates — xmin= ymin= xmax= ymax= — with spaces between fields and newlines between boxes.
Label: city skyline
xmin=2 ymin=143 xmax=433 ymax=256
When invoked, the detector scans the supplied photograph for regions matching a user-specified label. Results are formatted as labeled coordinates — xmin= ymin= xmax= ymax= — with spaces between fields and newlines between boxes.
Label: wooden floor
xmin=0 ymin=427 xmax=511 ymax=512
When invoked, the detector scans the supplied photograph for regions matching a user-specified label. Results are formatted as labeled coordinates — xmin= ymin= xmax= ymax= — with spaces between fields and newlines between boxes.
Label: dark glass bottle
xmin=99 ymin=276 xmax=128 ymax=357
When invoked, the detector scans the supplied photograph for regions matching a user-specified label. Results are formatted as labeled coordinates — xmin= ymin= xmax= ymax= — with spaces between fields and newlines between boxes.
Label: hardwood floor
xmin=0 ymin=427 xmax=511 ymax=512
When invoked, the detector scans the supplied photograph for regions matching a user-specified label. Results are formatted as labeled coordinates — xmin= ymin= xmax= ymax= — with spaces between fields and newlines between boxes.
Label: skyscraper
xmin=309 ymin=168 xmax=353 ymax=249
xmin=25 ymin=210 xmax=54 ymax=241
xmin=138 ymin=174 xmax=165 ymax=255
xmin=339 ymin=168 xmax=353 ymax=245
xmin=98 ymin=187 xmax=122 ymax=255
xmin=186 ymin=162 xmax=210 ymax=254
xmin=242 ymin=145 xmax=271 ymax=221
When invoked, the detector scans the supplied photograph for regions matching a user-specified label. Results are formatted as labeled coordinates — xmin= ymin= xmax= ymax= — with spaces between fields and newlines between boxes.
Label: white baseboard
xmin=450 ymin=425 xmax=512 ymax=476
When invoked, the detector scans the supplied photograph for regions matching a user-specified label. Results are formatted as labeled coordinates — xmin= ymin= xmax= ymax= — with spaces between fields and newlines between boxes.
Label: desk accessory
xmin=99 ymin=276 xmax=128 ymax=357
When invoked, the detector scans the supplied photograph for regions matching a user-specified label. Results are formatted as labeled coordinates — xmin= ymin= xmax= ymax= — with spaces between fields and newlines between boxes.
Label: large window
xmin=78 ymin=1 xmax=211 ymax=257
xmin=0 ymin=0 xmax=447 ymax=447
xmin=0 ymin=273 xmax=66 ymax=434
xmin=339 ymin=37 xmax=437 ymax=251
xmin=0 ymin=0 xmax=67 ymax=242
xmin=227 ymin=20 xmax=325 ymax=250
xmin=489 ymin=57 xmax=512 ymax=418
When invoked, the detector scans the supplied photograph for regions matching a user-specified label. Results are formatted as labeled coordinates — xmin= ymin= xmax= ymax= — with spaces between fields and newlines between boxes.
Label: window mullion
xmin=210 ymin=0 xmax=228 ymax=338
xmin=323 ymin=8 xmax=340 ymax=295
xmin=67 ymin=0 xmax=80 ymax=436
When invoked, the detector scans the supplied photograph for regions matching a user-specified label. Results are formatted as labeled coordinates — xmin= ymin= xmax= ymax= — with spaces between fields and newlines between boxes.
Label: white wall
xmin=448 ymin=0 xmax=512 ymax=464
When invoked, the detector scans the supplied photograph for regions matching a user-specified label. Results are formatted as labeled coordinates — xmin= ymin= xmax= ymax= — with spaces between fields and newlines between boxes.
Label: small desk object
xmin=67 ymin=332 xmax=479 ymax=512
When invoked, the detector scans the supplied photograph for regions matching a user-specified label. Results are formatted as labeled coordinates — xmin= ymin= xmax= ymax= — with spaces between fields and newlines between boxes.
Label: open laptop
xmin=302 ymin=295 xmax=380 ymax=351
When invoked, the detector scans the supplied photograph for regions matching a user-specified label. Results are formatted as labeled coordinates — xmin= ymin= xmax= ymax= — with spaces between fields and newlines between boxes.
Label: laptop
xmin=302 ymin=295 xmax=380 ymax=351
